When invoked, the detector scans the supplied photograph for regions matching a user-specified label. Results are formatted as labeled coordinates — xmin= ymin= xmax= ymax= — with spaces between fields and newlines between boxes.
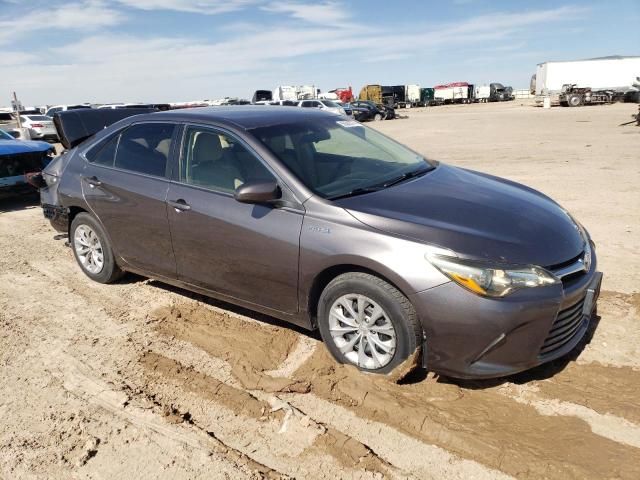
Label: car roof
xmin=140 ymin=106 xmax=337 ymax=130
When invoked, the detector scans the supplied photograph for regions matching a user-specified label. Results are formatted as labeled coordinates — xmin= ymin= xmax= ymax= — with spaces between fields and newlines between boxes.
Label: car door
xmin=165 ymin=124 xmax=304 ymax=314
xmin=81 ymin=122 xmax=178 ymax=277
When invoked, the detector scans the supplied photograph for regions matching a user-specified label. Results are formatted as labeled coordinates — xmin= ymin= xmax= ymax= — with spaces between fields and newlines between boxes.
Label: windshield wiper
xmin=328 ymin=165 xmax=434 ymax=201
xmin=328 ymin=186 xmax=383 ymax=200
xmin=381 ymin=166 xmax=432 ymax=188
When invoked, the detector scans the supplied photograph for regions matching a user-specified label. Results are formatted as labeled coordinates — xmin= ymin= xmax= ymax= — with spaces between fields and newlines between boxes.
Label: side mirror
xmin=234 ymin=181 xmax=281 ymax=204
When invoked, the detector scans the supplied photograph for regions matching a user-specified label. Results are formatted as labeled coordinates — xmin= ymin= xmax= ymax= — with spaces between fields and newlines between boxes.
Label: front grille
xmin=540 ymin=296 xmax=586 ymax=356
xmin=548 ymin=251 xmax=587 ymax=287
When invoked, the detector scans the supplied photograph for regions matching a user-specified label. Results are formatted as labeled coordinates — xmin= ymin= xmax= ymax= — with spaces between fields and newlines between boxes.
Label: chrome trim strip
xmin=553 ymin=258 xmax=586 ymax=279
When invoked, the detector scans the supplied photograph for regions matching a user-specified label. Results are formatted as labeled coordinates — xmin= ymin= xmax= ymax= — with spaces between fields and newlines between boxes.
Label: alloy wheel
xmin=328 ymin=294 xmax=397 ymax=369
xmin=74 ymin=225 xmax=104 ymax=274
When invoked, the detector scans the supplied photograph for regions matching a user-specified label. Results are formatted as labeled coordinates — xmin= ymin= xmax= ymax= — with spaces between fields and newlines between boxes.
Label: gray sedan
xmin=39 ymin=107 xmax=602 ymax=379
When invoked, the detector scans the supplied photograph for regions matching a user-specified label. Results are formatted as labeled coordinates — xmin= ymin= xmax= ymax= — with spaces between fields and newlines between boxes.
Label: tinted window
xmin=114 ymin=123 xmax=175 ymax=177
xmin=300 ymin=102 xmax=312 ymax=108
xmin=250 ymin=117 xmax=431 ymax=198
xmin=181 ymin=126 xmax=274 ymax=193
xmin=86 ymin=134 xmax=119 ymax=167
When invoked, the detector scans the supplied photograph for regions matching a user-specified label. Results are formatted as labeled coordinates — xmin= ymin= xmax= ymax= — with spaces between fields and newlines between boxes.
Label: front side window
xmin=181 ymin=126 xmax=274 ymax=193
xmin=114 ymin=123 xmax=175 ymax=177
xmin=250 ymin=118 xmax=433 ymax=199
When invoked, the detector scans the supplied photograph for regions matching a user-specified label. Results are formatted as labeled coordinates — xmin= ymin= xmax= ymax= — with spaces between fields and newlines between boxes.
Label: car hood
xmin=336 ymin=164 xmax=584 ymax=267
xmin=0 ymin=139 xmax=51 ymax=154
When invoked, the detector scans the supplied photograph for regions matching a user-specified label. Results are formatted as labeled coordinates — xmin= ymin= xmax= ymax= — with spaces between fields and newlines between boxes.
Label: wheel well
xmin=67 ymin=206 xmax=88 ymax=235
xmin=306 ymin=264 xmax=408 ymax=328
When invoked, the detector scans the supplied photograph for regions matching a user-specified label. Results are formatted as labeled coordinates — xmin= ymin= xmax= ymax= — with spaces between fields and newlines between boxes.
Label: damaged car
xmin=0 ymin=128 xmax=55 ymax=199
xmin=39 ymin=107 xmax=602 ymax=379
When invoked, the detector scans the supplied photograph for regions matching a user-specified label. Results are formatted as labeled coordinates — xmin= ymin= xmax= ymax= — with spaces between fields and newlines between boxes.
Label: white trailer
xmin=434 ymin=82 xmax=471 ymax=104
xmin=272 ymin=86 xmax=298 ymax=102
xmin=535 ymin=56 xmax=640 ymax=95
xmin=475 ymin=85 xmax=490 ymax=102
xmin=296 ymin=85 xmax=317 ymax=100
xmin=405 ymin=84 xmax=421 ymax=107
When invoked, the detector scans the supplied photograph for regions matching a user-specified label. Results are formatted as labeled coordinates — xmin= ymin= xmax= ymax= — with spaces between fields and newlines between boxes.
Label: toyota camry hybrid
xmin=38 ymin=107 xmax=602 ymax=379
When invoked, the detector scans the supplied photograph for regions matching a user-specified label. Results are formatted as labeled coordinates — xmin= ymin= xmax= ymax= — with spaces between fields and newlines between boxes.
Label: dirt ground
xmin=1 ymin=101 xmax=639 ymax=479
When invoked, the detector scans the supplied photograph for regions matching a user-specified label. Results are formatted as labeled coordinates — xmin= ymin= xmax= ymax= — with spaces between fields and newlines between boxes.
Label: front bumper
xmin=410 ymin=251 xmax=602 ymax=379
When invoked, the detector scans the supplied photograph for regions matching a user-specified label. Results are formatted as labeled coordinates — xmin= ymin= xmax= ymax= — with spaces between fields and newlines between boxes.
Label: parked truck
xmin=558 ymin=84 xmax=617 ymax=107
xmin=405 ymin=84 xmax=421 ymax=107
xmin=359 ymin=85 xmax=395 ymax=106
xmin=533 ymin=56 xmax=640 ymax=104
xmin=329 ymin=87 xmax=355 ymax=103
xmin=272 ymin=86 xmax=298 ymax=102
xmin=434 ymin=82 xmax=474 ymax=104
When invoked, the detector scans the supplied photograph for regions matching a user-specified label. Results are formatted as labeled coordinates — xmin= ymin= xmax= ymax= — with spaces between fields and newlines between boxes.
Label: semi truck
xmin=358 ymin=85 xmax=395 ymax=106
xmin=475 ymin=83 xmax=514 ymax=102
xmin=434 ymin=82 xmax=474 ymax=104
xmin=533 ymin=56 xmax=640 ymax=104
xmin=272 ymin=86 xmax=298 ymax=102
xmin=328 ymin=87 xmax=355 ymax=103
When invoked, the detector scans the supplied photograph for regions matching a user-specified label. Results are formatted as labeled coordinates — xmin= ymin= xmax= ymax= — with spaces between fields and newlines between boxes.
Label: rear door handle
xmin=82 ymin=175 xmax=102 ymax=188
xmin=167 ymin=199 xmax=191 ymax=212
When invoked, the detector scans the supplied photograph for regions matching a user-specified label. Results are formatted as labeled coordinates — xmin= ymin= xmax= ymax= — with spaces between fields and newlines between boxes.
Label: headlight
xmin=576 ymin=223 xmax=592 ymax=271
xmin=426 ymin=254 xmax=559 ymax=297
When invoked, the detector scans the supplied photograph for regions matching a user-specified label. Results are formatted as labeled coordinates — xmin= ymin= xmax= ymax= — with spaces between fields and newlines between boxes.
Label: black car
xmin=351 ymin=101 xmax=394 ymax=121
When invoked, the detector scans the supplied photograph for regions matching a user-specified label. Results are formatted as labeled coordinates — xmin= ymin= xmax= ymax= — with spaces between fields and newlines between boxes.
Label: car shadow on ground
xmin=0 ymin=193 xmax=40 ymax=214
xmin=140 ymin=277 xmax=321 ymax=340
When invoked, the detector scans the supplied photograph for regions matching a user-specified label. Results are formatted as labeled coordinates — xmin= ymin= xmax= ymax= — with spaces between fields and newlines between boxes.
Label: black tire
xmin=70 ymin=212 xmax=124 ymax=284
xmin=317 ymin=272 xmax=422 ymax=374
xmin=568 ymin=94 xmax=583 ymax=107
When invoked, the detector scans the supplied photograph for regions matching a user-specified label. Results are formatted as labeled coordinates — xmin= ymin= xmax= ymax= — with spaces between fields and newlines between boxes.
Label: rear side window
xmin=86 ymin=134 xmax=119 ymax=166
xmin=114 ymin=123 xmax=175 ymax=177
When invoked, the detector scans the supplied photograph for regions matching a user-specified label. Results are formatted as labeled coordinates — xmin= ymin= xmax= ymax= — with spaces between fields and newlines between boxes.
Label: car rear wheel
xmin=374 ymin=113 xmax=383 ymax=121
xmin=318 ymin=272 xmax=422 ymax=374
xmin=70 ymin=213 xmax=124 ymax=284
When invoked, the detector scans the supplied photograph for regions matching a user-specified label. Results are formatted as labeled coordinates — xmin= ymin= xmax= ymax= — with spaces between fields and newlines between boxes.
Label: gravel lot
xmin=1 ymin=101 xmax=639 ymax=479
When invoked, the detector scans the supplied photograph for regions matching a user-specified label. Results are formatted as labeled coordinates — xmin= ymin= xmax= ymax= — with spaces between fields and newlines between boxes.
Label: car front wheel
xmin=70 ymin=213 xmax=124 ymax=283
xmin=318 ymin=272 xmax=422 ymax=374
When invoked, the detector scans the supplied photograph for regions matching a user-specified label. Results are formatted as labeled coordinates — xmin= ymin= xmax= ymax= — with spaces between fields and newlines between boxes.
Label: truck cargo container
xmin=405 ymin=84 xmax=421 ymax=107
xmin=475 ymin=85 xmax=490 ymax=102
xmin=272 ymin=85 xmax=298 ymax=102
xmin=434 ymin=82 xmax=473 ymax=104
xmin=534 ymin=56 xmax=640 ymax=96
xmin=296 ymin=85 xmax=318 ymax=100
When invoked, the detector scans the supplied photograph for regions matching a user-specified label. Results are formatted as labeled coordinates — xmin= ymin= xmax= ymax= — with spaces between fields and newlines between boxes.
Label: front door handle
xmin=168 ymin=199 xmax=191 ymax=212
xmin=83 ymin=175 xmax=102 ymax=188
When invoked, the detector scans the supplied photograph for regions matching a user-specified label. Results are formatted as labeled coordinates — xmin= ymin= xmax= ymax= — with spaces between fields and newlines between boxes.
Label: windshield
xmin=249 ymin=117 xmax=433 ymax=199
xmin=0 ymin=129 xmax=14 ymax=140
xmin=321 ymin=100 xmax=340 ymax=108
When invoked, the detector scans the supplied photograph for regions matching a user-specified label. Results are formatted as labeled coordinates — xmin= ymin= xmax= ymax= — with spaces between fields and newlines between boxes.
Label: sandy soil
xmin=1 ymin=101 xmax=639 ymax=479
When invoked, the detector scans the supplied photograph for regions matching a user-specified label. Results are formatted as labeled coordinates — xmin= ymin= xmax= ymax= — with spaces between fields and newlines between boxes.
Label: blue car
xmin=0 ymin=129 xmax=55 ymax=199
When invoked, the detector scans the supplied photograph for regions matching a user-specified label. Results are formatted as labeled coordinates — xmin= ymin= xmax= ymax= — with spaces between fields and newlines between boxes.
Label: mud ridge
xmin=290 ymin=346 xmax=640 ymax=480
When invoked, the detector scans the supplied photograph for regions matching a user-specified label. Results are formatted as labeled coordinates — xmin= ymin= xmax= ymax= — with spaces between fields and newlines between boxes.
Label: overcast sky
xmin=1 ymin=0 xmax=638 ymax=106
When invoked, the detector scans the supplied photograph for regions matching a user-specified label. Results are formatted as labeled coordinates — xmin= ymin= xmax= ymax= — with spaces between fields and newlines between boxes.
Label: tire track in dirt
xmin=142 ymin=319 xmax=509 ymax=480
xmin=1 ymin=244 xmax=402 ymax=478
xmin=150 ymin=303 xmax=640 ymax=479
